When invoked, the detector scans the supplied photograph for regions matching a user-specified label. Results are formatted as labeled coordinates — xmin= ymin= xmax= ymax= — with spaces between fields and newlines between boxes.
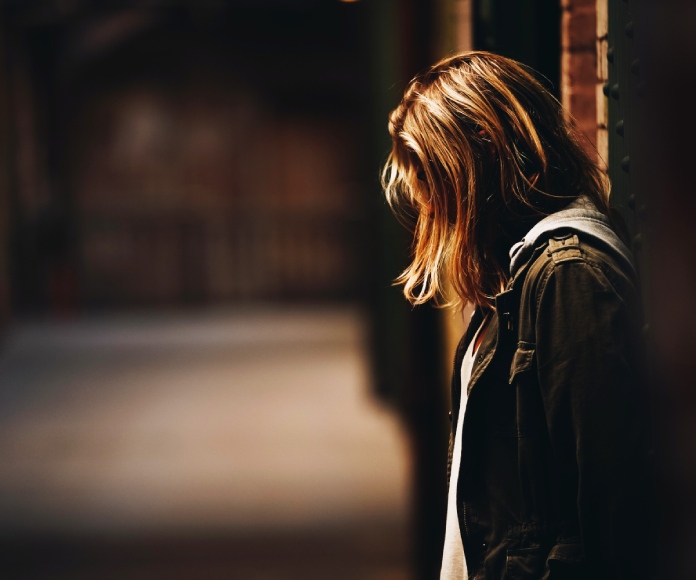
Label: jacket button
xmin=448 ymin=411 xmax=453 ymax=422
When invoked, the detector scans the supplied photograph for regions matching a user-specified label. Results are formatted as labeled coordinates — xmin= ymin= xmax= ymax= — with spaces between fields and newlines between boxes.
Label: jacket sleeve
xmin=534 ymin=257 xmax=655 ymax=579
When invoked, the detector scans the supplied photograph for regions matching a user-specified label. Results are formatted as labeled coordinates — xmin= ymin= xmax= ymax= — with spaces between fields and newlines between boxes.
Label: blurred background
xmin=0 ymin=0 xmax=694 ymax=579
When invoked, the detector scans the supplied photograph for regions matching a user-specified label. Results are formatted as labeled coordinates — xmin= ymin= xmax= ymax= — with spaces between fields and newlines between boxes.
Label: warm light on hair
xmin=382 ymin=51 xmax=610 ymax=311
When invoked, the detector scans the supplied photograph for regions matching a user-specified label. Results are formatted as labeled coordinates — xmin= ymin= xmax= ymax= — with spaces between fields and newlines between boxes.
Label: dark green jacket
xmin=449 ymin=231 xmax=655 ymax=579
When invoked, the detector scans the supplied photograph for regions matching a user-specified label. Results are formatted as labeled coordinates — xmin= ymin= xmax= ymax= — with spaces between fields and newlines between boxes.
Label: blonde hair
xmin=382 ymin=51 xmax=610 ymax=311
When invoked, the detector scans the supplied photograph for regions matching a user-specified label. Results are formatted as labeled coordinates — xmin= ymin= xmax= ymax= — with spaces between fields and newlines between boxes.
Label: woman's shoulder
xmin=519 ymin=229 xmax=640 ymax=315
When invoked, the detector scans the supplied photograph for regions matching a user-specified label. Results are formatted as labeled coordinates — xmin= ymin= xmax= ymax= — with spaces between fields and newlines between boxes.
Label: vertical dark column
xmin=396 ymin=3 xmax=449 ymax=578
xmin=607 ymin=0 xmax=639 ymax=238
xmin=606 ymin=0 xmax=652 ymax=298
xmin=367 ymin=1 xmax=448 ymax=579
xmin=473 ymin=0 xmax=561 ymax=96
xmin=640 ymin=1 xmax=696 ymax=578
xmin=609 ymin=0 xmax=696 ymax=576
xmin=0 ymin=9 xmax=12 ymax=327
xmin=1 ymin=10 xmax=77 ymax=317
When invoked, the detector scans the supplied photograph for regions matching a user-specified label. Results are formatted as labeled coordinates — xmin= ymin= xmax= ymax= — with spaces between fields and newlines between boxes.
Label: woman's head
xmin=382 ymin=51 xmax=610 ymax=310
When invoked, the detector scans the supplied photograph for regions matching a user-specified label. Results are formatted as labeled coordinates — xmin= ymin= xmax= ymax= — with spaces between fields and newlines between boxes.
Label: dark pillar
xmin=367 ymin=1 xmax=448 ymax=578
xmin=643 ymin=1 xmax=696 ymax=578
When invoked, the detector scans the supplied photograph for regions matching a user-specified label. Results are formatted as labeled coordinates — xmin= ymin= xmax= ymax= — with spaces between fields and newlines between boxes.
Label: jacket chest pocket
xmin=509 ymin=343 xmax=535 ymax=385
xmin=505 ymin=542 xmax=586 ymax=580
xmin=508 ymin=343 xmax=547 ymax=438
xmin=505 ymin=546 xmax=545 ymax=580
xmin=485 ymin=343 xmax=536 ymax=440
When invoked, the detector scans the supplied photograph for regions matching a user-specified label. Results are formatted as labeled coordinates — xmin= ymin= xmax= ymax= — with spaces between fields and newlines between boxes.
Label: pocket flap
xmin=509 ymin=345 xmax=535 ymax=384
xmin=547 ymin=541 xmax=585 ymax=565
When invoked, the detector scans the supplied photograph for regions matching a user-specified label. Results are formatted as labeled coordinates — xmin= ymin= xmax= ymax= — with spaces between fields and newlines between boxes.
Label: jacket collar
xmin=508 ymin=196 xmax=636 ymax=277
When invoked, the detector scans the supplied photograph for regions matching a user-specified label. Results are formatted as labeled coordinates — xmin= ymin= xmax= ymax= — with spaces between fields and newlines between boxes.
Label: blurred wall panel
xmin=4 ymin=1 xmax=371 ymax=313
xmin=68 ymin=66 xmax=361 ymax=307
xmin=0 ymin=13 xmax=12 ymax=328
xmin=0 ymin=4 xmax=412 ymax=580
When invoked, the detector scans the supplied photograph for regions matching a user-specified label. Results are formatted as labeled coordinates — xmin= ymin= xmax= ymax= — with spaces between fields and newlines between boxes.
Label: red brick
xmin=568 ymin=90 xmax=597 ymax=127
xmin=562 ymin=0 xmax=597 ymax=9
xmin=563 ymin=9 xmax=597 ymax=51
xmin=565 ymin=50 xmax=597 ymax=86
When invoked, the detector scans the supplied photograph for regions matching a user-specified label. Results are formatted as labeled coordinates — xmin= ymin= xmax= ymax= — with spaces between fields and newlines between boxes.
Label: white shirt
xmin=440 ymin=320 xmax=484 ymax=580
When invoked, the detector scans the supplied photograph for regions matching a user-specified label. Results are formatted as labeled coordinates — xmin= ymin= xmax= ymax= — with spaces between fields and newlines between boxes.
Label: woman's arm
xmin=534 ymin=256 xmax=656 ymax=579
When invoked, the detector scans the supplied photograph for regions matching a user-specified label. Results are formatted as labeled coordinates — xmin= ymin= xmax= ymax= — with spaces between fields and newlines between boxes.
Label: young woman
xmin=382 ymin=52 xmax=655 ymax=580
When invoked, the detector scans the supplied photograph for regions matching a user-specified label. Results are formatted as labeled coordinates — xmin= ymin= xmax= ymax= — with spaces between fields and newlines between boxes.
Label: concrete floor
xmin=0 ymin=306 xmax=411 ymax=578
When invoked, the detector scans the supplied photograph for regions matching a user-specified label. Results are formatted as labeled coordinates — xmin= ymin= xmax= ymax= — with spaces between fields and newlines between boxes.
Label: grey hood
xmin=508 ymin=196 xmax=636 ymax=277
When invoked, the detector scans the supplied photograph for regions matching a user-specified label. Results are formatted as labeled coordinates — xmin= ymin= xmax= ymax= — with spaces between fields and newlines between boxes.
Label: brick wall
xmin=561 ymin=0 xmax=607 ymax=165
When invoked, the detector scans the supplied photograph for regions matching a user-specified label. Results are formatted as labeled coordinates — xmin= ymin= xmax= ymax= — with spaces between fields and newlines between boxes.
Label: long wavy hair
xmin=382 ymin=51 xmax=611 ymax=311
